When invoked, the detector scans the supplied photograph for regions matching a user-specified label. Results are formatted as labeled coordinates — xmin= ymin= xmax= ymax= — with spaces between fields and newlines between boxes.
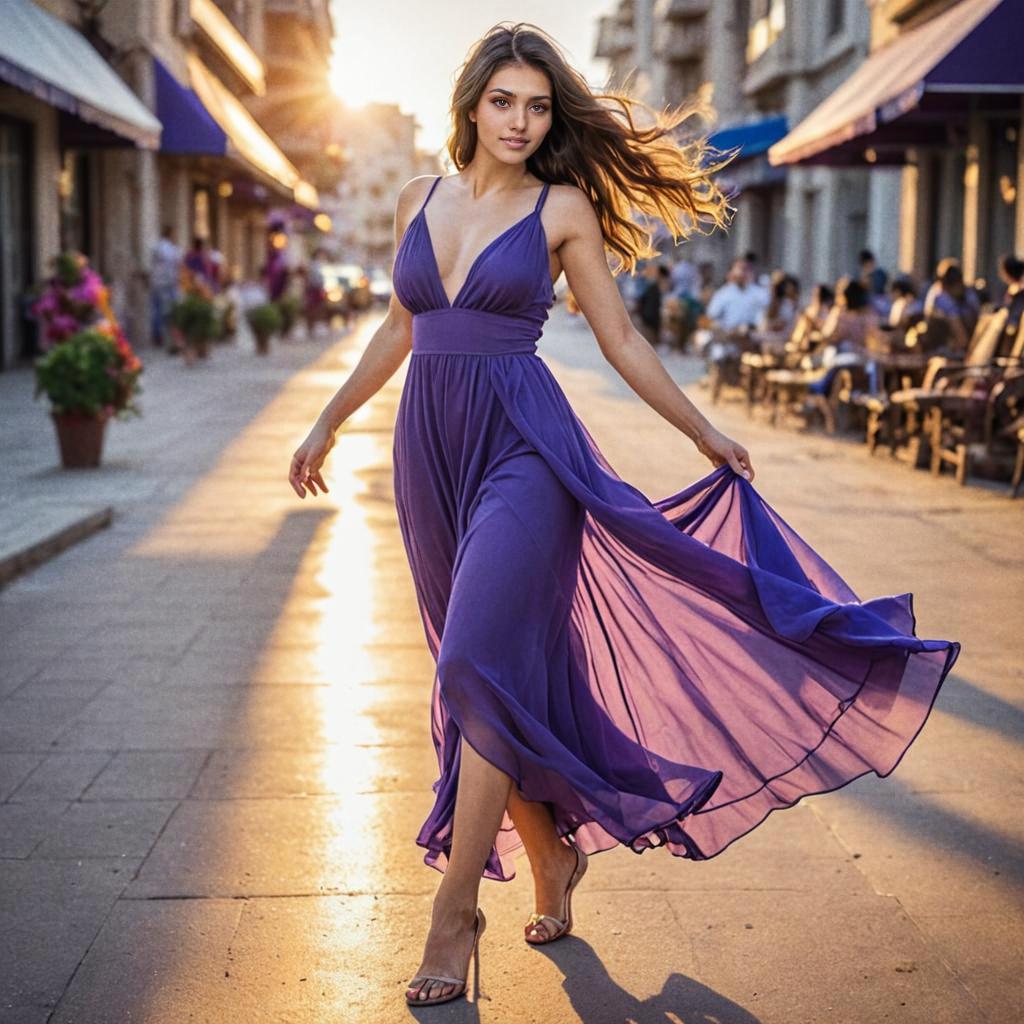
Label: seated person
xmin=820 ymin=277 xmax=880 ymax=357
xmin=885 ymin=276 xmax=924 ymax=333
xmin=705 ymin=257 xmax=770 ymax=332
xmin=923 ymin=258 xmax=981 ymax=352
xmin=757 ymin=272 xmax=800 ymax=342
xmin=995 ymin=254 xmax=1024 ymax=326
xmin=788 ymin=283 xmax=834 ymax=353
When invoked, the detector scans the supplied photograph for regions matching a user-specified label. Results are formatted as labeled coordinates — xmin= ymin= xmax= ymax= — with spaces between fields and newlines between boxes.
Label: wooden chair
xmin=862 ymin=309 xmax=1012 ymax=462
xmin=927 ymin=366 xmax=1024 ymax=485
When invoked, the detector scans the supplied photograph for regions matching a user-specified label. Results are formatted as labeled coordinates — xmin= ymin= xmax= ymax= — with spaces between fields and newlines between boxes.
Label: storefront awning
xmin=154 ymin=59 xmax=226 ymax=155
xmin=0 ymin=0 xmax=161 ymax=148
xmin=769 ymin=0 xmax=1021 ymax=167
xmin=170 ymin=54 xmax=318 ymax=209
xmin=709 ymin=115 xmax=788 ymax=161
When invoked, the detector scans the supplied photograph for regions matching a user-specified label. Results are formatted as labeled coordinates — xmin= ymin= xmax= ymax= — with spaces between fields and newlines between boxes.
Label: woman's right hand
xmin=289 ymin=418 xmax=336 ymax=498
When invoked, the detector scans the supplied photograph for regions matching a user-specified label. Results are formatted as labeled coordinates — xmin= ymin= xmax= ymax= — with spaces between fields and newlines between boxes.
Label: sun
xmin=329 ymin=30 xmax=388 ymax=109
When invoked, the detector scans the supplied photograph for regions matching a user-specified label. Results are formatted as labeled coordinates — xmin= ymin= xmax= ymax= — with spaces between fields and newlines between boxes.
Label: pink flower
xmin=32 ymin=292 xmax=59 ymax=317
xmin=47 ymin=314 xmax=78 ymax=341
xmin=70 ymin=270 xmax=103 ymax=306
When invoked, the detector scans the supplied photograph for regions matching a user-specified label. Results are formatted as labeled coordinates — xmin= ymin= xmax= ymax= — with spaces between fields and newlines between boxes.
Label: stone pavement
xmin=0 ymin=307 xmax=1020 ymax=1023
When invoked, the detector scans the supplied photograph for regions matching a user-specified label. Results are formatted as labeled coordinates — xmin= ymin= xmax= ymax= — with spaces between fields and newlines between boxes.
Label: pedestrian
xmin=262 ymin=232 xmax=290 ymax=303
xmin=184 ymin=237 xmax=214 ymax=290
xmin=304 ymin=247 xmax=328 ymax=336
xmin=287 ymin=22 xmax=959 ymax=1010
xmin=148 ymin=224 xmax=182 ymax=348
xmin=635 ymin=261 xmax=670 ymax=347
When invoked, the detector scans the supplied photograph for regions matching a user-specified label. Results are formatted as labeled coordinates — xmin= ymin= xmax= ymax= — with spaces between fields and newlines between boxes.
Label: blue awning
xmin=708 ymin=115 xmax=789 ymax=161
xmin=154 ymin=58 xmax=227 ymax=154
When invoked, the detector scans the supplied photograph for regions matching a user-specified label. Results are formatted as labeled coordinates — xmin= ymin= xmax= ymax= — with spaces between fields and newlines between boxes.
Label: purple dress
xmin=391 ymin=175 xmax=960 ymax=882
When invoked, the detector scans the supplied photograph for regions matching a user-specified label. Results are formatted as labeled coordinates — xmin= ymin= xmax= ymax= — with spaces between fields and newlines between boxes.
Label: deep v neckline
xmin=417 ymin=178 xmax=550 ymax=309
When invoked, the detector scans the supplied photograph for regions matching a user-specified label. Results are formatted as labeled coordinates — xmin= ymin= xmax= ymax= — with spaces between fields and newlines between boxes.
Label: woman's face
xmin=469 ymin=62 xmax=553 ymax=165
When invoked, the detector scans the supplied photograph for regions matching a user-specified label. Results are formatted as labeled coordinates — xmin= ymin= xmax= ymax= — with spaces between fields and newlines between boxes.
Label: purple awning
xmin=154 ymin=58 xmax=227 ymax=155
xmin=769 ymin=0 xmax=1023 ymax=167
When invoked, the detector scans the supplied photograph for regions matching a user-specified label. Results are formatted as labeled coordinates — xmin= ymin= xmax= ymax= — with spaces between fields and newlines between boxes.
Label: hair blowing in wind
xmin=446 ymin=21 xmax=737 ymax=274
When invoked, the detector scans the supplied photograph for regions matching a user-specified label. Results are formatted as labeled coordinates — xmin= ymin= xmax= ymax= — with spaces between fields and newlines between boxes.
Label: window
xmin=827 ymin=0 xmax=845 ymax=37
xmin=747 ymin=0 xmax=785 ymax=63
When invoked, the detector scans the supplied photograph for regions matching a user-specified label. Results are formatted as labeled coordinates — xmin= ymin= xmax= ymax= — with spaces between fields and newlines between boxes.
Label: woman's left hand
xmin=694 ymin=426 xmax=755 ymax=482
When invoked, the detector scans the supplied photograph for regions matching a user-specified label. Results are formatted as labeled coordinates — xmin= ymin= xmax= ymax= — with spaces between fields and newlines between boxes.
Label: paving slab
xmin=0 ymin=857 xmax=139 ymax=1017
xmin=0 ymin=309 xmax=1018 ymax=1022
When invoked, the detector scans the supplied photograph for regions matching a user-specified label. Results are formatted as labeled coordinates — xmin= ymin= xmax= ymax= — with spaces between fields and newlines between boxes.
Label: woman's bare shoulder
xmin=544 ymin=182 xmax=601 ymax=245
xmin=397 ymin=174 xmax=441 ymax=210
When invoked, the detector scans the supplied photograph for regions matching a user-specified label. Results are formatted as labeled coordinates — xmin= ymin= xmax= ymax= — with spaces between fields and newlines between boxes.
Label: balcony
xmin=190 ymin=0 xmax=265 ymax=95
xmin=653 ymin=19 xmax=707 ymax=62
xmin=595 ymin=14 xmax=634 ymax=59
xmin=654 ymin=0 xmax=710 ymax=20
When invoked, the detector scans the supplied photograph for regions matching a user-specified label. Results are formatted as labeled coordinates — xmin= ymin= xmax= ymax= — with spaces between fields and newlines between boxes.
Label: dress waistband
xmin=412 ymin=308 xmax=540 ymax=355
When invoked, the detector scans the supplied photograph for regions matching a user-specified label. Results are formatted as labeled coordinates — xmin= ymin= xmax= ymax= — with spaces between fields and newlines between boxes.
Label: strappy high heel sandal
xmin=405 ymin=907 xmax=486 ymax=1007
xmin=525 ymin=842 xmax=588 ymax=944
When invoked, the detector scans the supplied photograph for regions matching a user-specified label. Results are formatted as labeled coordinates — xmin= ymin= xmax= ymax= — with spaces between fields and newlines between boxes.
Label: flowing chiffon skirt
xmin=392 ymin=345 xmax=960 ymax=882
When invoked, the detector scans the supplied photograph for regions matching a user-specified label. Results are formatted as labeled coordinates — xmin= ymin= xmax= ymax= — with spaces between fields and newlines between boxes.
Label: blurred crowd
xmin=601 ymin=245 xmax=1024 ymax=493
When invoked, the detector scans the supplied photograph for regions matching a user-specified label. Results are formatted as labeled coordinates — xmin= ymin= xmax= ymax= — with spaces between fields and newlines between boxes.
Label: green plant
xmin=276 ymin=294 xmax=301 ymax=335
xmin=34 ymin=328 xmax=143 ymax=419
xmin=246 ymin=302 xmax=283 ymax=338
xmin=171 ymin=293 xmax=218 ymax=342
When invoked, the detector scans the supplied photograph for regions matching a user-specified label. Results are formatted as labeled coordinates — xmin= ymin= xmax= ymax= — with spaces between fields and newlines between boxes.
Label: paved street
xmin=1 ymin=307 xmax=1021 ymax=1023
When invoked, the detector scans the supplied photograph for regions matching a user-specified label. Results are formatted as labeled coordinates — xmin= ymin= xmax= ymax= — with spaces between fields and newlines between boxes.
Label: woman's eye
xmin=491 ymin=98 xmax=549 ymax=114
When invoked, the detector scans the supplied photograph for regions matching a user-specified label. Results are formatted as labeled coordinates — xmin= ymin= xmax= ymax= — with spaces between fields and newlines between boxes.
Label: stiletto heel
xmin=406 ymin=907 xmax=486 ymax=1007
xmin=525 ymin=842 xmax=588 ymax=944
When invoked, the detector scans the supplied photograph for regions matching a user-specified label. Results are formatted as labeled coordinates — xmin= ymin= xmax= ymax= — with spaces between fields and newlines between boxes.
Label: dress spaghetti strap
xmin=418 ymin=175 xmax=443 ymax=217
xmin=534 ymin=181 xmax=551 ymax=213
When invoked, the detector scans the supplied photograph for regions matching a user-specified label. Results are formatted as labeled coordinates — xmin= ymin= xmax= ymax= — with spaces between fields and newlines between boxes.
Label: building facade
xmin=595 ymin=0 xmax=881 ymax=289
xmin=770 ymin=0 xmax=1022 ymax=292
xmin=0 ymin=0 xmax=323 ymax=373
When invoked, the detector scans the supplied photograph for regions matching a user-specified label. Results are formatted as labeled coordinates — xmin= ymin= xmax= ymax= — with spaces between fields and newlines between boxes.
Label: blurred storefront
xmin=0 ymin=0 xmax=160 ymax=371
xmin=769 ymin=0 xmax=1024 ymax=289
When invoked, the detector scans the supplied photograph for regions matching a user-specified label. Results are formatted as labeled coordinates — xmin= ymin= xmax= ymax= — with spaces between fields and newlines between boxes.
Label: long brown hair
xmin=447 ymin=21 xmax=737 ymax=274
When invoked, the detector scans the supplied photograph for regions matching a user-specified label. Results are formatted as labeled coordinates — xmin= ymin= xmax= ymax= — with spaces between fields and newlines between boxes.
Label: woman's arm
xmin=551 ymin=186 xmax=754 ymax=481
xmin=288 ymin=178 xmax=427 ymax=498
xmin=313 ymin=300 xmax=413 ymax=433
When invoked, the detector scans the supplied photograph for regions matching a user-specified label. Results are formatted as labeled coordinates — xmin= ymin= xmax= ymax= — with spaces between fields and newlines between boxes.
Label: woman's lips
xmin=501 ymin=137 xmax=527 ymax=149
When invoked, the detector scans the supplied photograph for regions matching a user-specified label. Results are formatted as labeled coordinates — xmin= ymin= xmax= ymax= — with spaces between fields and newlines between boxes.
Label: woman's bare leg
xmin=407 ymin=736 xmax=513 ymax=1003
xmin=505 ymin=787 xmax=580 ymax=940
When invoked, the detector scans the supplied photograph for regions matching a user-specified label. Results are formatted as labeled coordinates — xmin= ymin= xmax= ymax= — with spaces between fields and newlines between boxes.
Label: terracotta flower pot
xmin=189 ymin=334 xmax=211 ymax=359
xmin=50 ymin=410 xmax=111 ymax=468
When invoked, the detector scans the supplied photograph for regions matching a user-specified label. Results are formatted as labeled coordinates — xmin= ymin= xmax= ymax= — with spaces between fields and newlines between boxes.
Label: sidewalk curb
xmin=0 ymin=504 xmax=114 ymax=588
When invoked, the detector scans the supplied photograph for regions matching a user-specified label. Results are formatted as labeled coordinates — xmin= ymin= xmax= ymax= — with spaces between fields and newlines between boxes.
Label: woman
xmin=819 ymin=277 xmax=880 ymax=356
xmin=287 ymin=23 xmax=959 ymax=1009
xmin=757 ymin=271 xmax=800 ymax=348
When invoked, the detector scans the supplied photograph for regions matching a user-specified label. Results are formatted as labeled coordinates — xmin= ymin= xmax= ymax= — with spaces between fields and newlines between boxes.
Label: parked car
xmin=319 ymin=264 xmax=352 ymax=321
xmin=368 ymin=267 xmax=393 ymax=305
xmin=323 ymin=263 xmax=372 ymax=311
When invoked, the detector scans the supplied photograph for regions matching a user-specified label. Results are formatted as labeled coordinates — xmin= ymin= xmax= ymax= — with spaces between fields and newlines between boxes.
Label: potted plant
xmin=171 ymin=292 xmax=218 ymax=361
xmin=275 ymin=294 xmax=301 ymax=340
xmin=34 ymin=326 xmax=143 ymax=468
xmin=246 ymin=302 xmax=283 ymax=355
xmin=30 ymin=251 xmax=113 ymax=343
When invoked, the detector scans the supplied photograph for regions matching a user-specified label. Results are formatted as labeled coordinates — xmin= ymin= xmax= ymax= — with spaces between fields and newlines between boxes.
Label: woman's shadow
xmin=408 ymin=935 xmax=762 ymax=1023
xmin=548 ymin=938 xmax=763 ymax=1024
